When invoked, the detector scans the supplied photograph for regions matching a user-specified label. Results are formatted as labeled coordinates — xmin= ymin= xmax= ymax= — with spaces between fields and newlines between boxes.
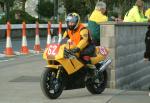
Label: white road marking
xmin=0 ymin=50 xmax=42 ymax=63
xmin=0 ymin=53 xmax=5 ymax=57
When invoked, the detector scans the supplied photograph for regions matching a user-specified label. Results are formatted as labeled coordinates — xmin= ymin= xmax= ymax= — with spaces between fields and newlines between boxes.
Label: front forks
xmin=56 ymin=68 xmax=61 ymax=79
xmin=52 ymin=68 xmax=62 ymax=92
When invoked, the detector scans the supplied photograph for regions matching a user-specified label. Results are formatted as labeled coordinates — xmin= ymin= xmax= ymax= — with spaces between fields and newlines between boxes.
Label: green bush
xmin=0 ymin=10 xmax=38 ymax=24
xmin=36 ymin=0 xmax=54 ymax=18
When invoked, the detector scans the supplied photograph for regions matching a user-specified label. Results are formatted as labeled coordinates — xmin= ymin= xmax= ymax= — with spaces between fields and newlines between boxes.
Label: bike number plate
xmin=46 ymin=44 xmax=60 ymax=57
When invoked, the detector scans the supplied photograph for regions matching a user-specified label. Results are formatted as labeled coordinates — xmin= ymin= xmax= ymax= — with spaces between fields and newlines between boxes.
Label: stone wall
xmin=101 ymin=22 xmax=150 ymax=90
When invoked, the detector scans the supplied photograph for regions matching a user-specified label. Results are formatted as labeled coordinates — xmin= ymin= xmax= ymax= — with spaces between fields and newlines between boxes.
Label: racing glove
xmin=71 ymin=47 xmax=80 ymax=53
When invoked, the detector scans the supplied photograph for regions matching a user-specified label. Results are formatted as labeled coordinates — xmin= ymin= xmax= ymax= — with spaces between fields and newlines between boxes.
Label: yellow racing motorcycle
xmin=41 ymin=36 xmax=111 ymax=99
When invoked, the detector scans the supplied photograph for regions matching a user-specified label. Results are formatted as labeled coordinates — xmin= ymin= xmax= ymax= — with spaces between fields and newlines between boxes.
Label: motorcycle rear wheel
xmin=40 ymin=68 xmax=64 ymax=99
xmin=86 ymin=70 xmax=107 ymax=94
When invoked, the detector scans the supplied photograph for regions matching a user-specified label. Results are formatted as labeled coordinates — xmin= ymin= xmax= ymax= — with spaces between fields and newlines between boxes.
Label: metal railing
xmin=0 ymin=24 xmax=67 ymax=30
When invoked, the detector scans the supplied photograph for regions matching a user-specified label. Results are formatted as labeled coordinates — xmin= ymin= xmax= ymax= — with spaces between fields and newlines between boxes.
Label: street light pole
xmin=6 ymin=0 xmax=10 ymax=21
xmin=38 ymin=0 xmax=41 ymax=20
xmin=54 ymin=0 xmax=58 ymax=23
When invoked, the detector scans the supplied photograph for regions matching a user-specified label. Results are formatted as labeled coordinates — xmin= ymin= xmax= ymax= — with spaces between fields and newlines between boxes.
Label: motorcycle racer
xmin=62 ymin=12 xmax=96 ymax=68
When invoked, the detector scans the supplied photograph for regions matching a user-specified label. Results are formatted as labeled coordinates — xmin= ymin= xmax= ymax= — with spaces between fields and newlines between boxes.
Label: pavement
xmin=0 ymin=55 xmax=149 ymax=103
xmin=108 ymin=90 xmax=150 ymax=103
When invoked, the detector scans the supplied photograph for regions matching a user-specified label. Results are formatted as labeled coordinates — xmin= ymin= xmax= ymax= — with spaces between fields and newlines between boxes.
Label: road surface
xmin=0 ymin=54 xmax=149 ymax=103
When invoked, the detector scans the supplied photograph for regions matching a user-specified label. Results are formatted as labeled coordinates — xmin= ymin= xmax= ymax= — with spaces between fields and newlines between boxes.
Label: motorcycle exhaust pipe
xmin=98 ymin=58 xmax=112 ymax=72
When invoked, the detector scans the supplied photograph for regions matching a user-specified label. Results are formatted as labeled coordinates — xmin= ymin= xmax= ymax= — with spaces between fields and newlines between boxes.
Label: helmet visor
xmin=65 ymin=16 xmax=77 ymax=23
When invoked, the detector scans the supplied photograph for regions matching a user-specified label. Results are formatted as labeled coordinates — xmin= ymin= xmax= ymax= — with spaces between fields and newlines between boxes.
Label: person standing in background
xmin=144 ymin=8 xmax=150 ymax=61
xmin=123 ymin=0 xmax=150 ymax=61
xmin=123 ymin=0 xmax=149 ymax=22
xmin=145 ymin=8 xmax=150 ymax=19
xmin=144 ymin=26 xmax=150 ymax=61
xmin=88 ymin=1 xmax=108 ymax=46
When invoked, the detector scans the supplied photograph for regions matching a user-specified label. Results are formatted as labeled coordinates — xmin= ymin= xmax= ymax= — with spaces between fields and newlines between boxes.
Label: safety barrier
xmin=0 ymin=23 xmax=67 ymax=30
xmin=0 ymin=22 xmax=65 ymax=57
xmin=4 ymin=22 xmax=15 ymax=56
xmin=46 ymin=21 xmax=52 ymax=48
xmin=34 ymin=21 xmax=42 ymax=53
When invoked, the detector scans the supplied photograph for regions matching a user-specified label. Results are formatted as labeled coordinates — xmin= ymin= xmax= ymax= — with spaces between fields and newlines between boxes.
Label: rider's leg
xmin=82 ymin=56 xmax=96 ymax=69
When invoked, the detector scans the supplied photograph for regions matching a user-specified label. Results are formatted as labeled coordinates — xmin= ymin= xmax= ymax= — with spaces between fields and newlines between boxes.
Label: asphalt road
xmin=0 ymin=54 xmax=149 ymax=103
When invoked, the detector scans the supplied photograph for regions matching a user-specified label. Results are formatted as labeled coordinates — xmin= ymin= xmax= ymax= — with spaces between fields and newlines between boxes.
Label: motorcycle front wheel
xmin=40 ymin=68 xmax=64 ymax=99
xmin=86 ymin=70 xmax=107 ymax=94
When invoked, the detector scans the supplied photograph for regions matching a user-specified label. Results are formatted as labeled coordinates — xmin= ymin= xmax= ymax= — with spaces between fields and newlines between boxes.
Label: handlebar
xmin=64 ymin=48 xmax=77 ymax=59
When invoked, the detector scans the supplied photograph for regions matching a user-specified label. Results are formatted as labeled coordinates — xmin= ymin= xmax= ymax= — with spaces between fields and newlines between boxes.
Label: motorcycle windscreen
xmin=58 ymin=59 xmax=84 ymax=75
xmin=43 ymin=48 xmax=48 ymax=60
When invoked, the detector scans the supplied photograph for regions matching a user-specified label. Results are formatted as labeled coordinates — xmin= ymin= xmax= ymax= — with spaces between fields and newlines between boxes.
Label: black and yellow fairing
xmin=43 ymin=44 xmax=107 ymax=75
xmin=43 ymin=44 xmax=84 ymax=75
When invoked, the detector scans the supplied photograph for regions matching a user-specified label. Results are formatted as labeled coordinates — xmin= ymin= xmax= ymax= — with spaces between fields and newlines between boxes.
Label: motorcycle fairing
xmin=57 ymin=59 xmax=84 ymax=75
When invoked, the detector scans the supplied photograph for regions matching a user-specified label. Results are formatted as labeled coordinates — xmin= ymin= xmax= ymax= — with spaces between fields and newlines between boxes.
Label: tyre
xmin=86 ymin=70 xmax=107 ymax=94
xmin=40 ymin=68 xmax=64 ymax=99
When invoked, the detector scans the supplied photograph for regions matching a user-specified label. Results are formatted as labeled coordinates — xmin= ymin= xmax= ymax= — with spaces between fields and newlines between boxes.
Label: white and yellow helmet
xmin=65 ymin=12 xmax=80 ymax=30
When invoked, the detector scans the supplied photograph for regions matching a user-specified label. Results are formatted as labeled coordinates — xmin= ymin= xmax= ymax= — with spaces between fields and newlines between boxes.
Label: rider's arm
xmin=77 ymin=29 xmax=89 ymax=50
xmin=62 ymin=31 xmax=71 ymax=43
xmin=63 ymin=31 xmax=67 ymax=38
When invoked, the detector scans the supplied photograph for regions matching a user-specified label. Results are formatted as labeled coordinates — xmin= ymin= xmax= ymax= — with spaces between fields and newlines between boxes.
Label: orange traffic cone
xmin=58 ymin=22 xmax=62 ymax=43
xmin=4 ymin=21 xmax=15 ymax=56
xmin=20 ymin=21 xmax=29 ymax=54
xmin=34 ymin=21 xmax=41 ymax=53
xmin=46 ymin=21 xmax=51 ymax=48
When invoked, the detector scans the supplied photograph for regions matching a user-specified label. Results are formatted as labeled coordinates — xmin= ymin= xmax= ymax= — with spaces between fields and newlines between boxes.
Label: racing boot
xmin=86 ymin=60 xmax=97 ymax=76
xmin=82 ymin=56 xmax=97 ymax=76
xmin=86 ymin=61 xmax=102 ymax=83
